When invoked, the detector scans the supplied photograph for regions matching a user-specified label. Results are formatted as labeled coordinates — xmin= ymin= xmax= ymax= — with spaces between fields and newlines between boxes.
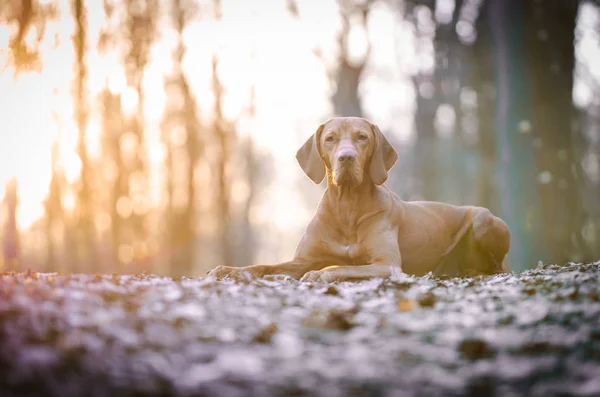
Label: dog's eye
xmin=325 ymin=136 xmax=336 ymax=143
xmin=357 ymin=134 xmax=368 ymax=141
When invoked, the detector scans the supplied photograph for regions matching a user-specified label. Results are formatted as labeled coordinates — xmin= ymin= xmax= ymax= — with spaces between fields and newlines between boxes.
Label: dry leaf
xmin=398 ymin=298 xmax=418 ymax=312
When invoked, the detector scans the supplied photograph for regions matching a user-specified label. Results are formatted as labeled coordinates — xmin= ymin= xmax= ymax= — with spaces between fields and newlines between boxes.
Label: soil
xmin=0 ymin=262 xmax=599 ymax=397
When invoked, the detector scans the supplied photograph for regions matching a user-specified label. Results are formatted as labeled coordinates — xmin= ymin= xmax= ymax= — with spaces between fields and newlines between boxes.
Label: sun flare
xmin=0 ymin=0 xmax=350 ymax=234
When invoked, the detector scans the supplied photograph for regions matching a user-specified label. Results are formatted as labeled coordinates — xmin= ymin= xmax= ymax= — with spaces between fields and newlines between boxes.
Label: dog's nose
xmin=337 ymin=149 xmax=356 ymax=163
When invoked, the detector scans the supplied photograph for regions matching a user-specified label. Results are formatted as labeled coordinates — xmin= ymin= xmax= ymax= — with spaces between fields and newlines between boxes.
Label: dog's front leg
xmin=301 ymin=229 xmax=402 ymax=283
xmin=300 ymin=263 xmax=401 ymax=283
xmin=258 ymin=260 xmax=334 ymax=279
xmin=206 ymin=264 xmax=266 ymax=280
xmin=301 ymin=226 xmax=403 ymax=283
xmin=207 ymin=260 xmax=333 ymax=281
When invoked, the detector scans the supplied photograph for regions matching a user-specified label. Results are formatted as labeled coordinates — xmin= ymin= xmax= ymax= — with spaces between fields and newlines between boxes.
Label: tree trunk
xmin=182 ymin=74 xmax=200 ymax=275
xmin=238 ymin=135 xmax=256 ymax=268
xmin=45 ymin=140 xmax=64 ymax=273
xmin=488 ymin=0 xmax=544 ymax=271
xmin=2 ymin=179 xmax=20 ymax=270
xmin=123 ymin=0 xmax=158 ymax=268
xmin=411 ymin=4 xmax=438 ymax=201
xmin=331 ymin=3 xmax=370 ymax=117
xmin=101 ymin=89 xmax=126 ymax=273
xmin=72 ymin=0 xmax=96 ymax=272
xmin=414 ymin=88 xmax=438 ymax=200
xmin=523 ymin=0 xmax=589 ymax=264
xmin=470 ymin=0 xmax=498 ymax=214
xmin=212 ymin=55 xmax=232 ymax=267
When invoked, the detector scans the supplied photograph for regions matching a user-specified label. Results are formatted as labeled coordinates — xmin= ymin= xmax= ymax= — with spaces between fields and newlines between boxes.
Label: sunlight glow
xmin=0 ymin=0 xmax=426 ymax=263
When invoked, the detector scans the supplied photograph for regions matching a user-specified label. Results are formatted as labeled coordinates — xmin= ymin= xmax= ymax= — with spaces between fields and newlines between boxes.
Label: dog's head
xmin=296 ymin=117 xmax=398 ymax=186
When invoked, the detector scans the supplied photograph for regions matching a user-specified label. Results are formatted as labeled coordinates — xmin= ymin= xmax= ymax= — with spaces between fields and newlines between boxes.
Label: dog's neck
xmin=321 ymin=176 xmax=379 ymax=231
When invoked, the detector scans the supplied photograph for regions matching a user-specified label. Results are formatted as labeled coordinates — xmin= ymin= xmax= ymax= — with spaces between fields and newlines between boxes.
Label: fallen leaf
xmin=398 ymin=298 xmax=418 ymax=312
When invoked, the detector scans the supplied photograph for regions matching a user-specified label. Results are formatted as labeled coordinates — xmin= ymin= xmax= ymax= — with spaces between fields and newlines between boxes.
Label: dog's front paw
xmin=300 ymin=270 xmax=322 ymax=283
xmin=300 ymin=270 xmax=332 ymax=283
xmin=207 ymin=265 xmax=250 ymax=281
xmin=206 ymin=265 xmax=232 ymax=280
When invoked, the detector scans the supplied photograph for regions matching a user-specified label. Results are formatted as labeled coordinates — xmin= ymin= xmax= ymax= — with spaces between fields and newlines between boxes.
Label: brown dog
xmin=208 ymin=117 xmax=510 ymax=282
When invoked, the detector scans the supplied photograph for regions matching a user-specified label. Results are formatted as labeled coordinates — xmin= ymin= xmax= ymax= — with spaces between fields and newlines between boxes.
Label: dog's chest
xmin=329 ymin=241 xmax=366 ymax=265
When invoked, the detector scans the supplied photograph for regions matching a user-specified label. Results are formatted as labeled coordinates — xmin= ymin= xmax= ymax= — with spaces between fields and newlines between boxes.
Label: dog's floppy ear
xmin=296 ymin=124 xmax=326 ymax=184
xmin=369 ymin=123 xmax=398 ymax=185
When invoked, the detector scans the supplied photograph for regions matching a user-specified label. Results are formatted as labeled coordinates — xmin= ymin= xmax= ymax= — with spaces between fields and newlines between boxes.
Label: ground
xmin=0 ymin=262 xmax=599 ymax=397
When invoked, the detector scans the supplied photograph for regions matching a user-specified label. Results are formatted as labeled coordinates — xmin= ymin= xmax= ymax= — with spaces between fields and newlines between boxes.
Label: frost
xmin=0 ymin=263 xmax=598 ymax=396
xmin=171 ymin=302 xmax=206 ymax=321
xmin=389 ymin=265 xmax=408 ymax=282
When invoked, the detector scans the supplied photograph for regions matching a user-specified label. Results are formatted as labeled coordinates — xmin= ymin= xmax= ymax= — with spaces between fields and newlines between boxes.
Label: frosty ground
xmin=0 ymin=262 xmax=599 ymax=397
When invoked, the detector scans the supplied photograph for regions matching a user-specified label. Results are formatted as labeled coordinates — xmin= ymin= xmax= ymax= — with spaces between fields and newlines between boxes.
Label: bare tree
xmin=405 ymin=3 xmax=439 ymax=201
xmin=236 ymin=87 xmax=258 ymax=268
xmin=331 ymin=0 xmax=373 ymax=117
xmin=211 ymin=54 xmax=233 ymax=267
xmin=99 ymin=0 xmax=159 ymax=268
xmin=0 ymin=0 xmax=56 ymax=72
xmin=209 ymin=0 xmax=234 ymax=267
xmin=290 ymin=0 xmax=372 ymax=117
xmin=2 ymin=179 xmax=20 ymax=270
xmin=123 ymin=0 xmax=159 ymax=264
xmin=523 ymin=0 xmax=589 ymax=263
xmin=161 ymin=0 xmax=202 ymax=276
xmin=44 ymin=132 xmax=66 ymax=273
xmin=100 ymin=87 xmax=127 ymax=271
xmin=71 ymin=0 xmax=96 ymax=272
xmin=470 ymin=0 xmax=499 ymax=214
xmin=487 ymin=0 xmax=545 ymax=270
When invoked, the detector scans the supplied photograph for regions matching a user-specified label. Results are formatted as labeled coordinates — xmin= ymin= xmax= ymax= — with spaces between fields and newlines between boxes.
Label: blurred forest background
xmin=0 ymin=0 xmax=599 ymax=276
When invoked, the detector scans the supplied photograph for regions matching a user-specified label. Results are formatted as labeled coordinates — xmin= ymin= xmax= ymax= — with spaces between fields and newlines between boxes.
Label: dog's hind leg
xmin=433 ymin=208 xmax=510 ymax=277
xmin=469 ymin=208 xmax=511 ymax=274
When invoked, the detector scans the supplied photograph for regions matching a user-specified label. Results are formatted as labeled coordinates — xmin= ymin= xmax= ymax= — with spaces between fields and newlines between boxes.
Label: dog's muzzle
xmin=333 ymin=148 xmax=362 ymax=185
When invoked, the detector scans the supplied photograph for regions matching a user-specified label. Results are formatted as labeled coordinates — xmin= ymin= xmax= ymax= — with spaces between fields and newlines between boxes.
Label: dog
xmin=208 ymin=117 xmax=510 ymax=282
